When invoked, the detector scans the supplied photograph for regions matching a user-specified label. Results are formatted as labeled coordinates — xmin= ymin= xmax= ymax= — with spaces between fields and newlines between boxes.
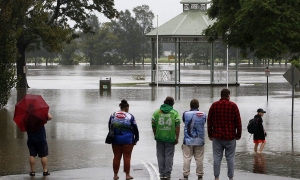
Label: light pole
xmin=226 ymin=44 xmax=229 ymax=89
xmin=156 ymin=15 xmax=159 ymax=90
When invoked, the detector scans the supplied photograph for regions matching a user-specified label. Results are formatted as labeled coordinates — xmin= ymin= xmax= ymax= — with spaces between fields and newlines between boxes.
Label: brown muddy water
xmin=0 ymin=64 xmax=299 ymax=178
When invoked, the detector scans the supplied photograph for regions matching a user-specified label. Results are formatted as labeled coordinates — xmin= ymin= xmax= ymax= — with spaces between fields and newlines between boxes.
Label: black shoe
xmin=29 ymin=172 xmax=35 ymax=176
xmin=198 ymin=175 xmax=203 ymax=179
xmin=183 ymin=175 xmax=188 ymax=179
xmin=43 ymin=171 xmax=50 ymax=176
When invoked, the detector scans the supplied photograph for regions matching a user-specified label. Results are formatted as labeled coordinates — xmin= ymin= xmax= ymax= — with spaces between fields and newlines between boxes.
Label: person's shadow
xmin=253 ymin=153 xmax=266 ymax=174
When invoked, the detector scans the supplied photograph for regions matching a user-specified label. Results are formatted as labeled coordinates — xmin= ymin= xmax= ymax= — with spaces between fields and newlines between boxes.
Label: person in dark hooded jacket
xmin=152 ymin=96 xmax=180 ymax=180
xmin=253 ymin=108 xmax=267 ymax=153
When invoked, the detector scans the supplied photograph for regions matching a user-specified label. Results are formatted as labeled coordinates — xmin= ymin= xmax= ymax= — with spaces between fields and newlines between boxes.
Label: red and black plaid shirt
xmin=207 ymin=98 xmax=242 ymax=140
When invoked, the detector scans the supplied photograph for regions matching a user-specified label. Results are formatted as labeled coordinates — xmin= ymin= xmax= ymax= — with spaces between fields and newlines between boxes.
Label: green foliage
xmin=59 ymin=40 xmax=80 ymax=65
xmin=26 ymin=48 xmax=58 ymax=65
xmin=133 ymin=5 xmax=155 ymax=62
xmin=190 ymin=43 xmax=211 ymax=65
xmin=16 ymin=0 xmax=119 ymax=53
xmin=205 ymin=0 xmax=300 ymax=59
xmin=290 ymin=59 xmax=300 ymax=70
xmin=111 ymin=10 xmax=144 ymax=65
xmin=0 ymin=1 xmax=18 ymax=109
xmin=7 ymin=0 xmax=119 ymax=88
xmin=80 ymin=19 xmax=119 ymax=65
xmin=133 ymin=5 xmax=154 ymax=35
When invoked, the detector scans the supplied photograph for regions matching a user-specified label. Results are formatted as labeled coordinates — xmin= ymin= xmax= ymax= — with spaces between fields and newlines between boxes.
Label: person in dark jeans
xmin=207 ymin=89 xmax=242 ymax=180
xmin=152 ymin=96 xmax=180 ymax=180
xmin=27 ymin=113 xmax=52 ymax=176
xmin=253 ymin=108 xmax=267 ymax=153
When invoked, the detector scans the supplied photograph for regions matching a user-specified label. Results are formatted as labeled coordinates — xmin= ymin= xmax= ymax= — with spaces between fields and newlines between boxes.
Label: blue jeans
xmin=156 ymin=141 xmax=175 ymax=178
xmin=212 ymin=138 xmax=236 ymax=179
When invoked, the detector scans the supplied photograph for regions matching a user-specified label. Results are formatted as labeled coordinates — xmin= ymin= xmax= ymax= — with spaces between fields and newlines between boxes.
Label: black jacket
xmin=253 ymin=114 xmax=265 ymax=140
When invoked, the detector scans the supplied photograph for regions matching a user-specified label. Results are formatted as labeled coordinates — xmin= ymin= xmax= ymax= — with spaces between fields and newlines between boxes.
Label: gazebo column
xmin=236 ymin=48 xmax=239 ymax=84
xmin=178 ymin=40 xmax=181 ymax=82
xmin=151 ymin=38 xmax=156 ymax=83
xmin=210 ymin=42 xmax=214 ymax=84
xmin=175 ymin=38 xmax=178 ymax=85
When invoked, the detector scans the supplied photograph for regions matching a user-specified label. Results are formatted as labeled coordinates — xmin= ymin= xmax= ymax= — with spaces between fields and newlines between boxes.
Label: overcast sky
xmin=97 ymin=0 xmax=183 ymax=27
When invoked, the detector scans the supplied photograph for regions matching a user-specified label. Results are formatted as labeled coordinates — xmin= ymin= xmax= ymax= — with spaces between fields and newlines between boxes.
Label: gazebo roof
xmin=145 ymin=0 xmax=214 ymax=37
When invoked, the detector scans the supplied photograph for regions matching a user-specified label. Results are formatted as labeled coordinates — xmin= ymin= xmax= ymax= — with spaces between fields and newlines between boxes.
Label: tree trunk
xmin=16 ymin=42 xmax=29 ymax=88
xmin=142 ymin=43 xmax=144 ymax=66
xmin=133 ymin=56 xmax=135 ymax=66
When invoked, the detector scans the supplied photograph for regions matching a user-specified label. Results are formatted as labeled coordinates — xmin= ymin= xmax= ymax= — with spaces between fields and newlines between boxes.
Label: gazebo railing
xmin=213 ymin=70 xmax=237 ymax=83
xmin=152 ymin=70 xmax=176 ymax=82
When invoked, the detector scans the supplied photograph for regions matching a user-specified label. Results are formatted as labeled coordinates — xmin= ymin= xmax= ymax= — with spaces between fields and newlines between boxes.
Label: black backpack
xmin=247 ymin=118 xmax=258 ymax=134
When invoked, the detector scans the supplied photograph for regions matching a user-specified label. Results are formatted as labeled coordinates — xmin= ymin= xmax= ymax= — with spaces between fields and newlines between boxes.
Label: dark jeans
xmin=156 ymin=141 xmax=175 ymax=178
xmin=213 ymin=139 xmax=236 ymax=179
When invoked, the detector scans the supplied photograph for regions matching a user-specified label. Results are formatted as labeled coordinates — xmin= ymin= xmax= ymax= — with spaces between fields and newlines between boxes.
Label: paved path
xmin=1 ymin=162 xmax=298 ymax=180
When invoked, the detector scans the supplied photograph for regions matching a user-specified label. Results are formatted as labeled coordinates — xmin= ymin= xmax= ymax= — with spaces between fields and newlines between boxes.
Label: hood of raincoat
xmin=160 ymin=104 xmax=173 ymax=113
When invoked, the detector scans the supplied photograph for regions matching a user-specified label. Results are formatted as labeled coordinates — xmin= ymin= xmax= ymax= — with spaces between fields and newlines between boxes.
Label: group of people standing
xmin=108 ymin=88 xmax=267 ymax=180
xmin=23 ymin=88 xmax=266 ymax=179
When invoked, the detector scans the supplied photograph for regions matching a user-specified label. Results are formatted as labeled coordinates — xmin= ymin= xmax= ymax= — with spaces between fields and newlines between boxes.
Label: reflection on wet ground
xmin=236 ymin=152 xmax=300 ymax=178
xmin=0 ymin=64 xmax=300 ymax=178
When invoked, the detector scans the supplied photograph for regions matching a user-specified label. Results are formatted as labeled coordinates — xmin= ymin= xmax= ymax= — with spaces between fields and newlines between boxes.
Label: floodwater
xmin=0 ymin=64 xmax=300 ymax=178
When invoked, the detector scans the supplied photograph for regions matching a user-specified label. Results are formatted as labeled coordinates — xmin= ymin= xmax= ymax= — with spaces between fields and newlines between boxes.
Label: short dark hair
xmin=164 ymin=96 xmax=174 ymax=106
xmin=119 ymin=99 xmax=129 ymax=110
xmin=190 ymin=99 xmax=199 ymax=109
xmin=221 ymin=89 xmax=230 ymax=98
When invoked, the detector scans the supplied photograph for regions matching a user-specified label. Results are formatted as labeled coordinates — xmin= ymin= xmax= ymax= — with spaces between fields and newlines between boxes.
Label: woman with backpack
xmin=253 ymin=108 xmax=267 ymax=153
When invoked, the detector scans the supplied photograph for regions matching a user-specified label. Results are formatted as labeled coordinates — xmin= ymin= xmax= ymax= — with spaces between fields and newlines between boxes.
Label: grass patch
xmin=112 ymin=82 xmax=149 ymax=87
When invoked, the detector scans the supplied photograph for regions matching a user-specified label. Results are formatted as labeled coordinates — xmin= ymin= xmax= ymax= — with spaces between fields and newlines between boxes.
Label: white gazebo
xmin=145 ymin=0 xmax=239 ymax=86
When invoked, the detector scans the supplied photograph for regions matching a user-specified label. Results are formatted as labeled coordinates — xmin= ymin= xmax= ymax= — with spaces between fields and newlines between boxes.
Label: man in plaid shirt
xmin=207 ymin=89 xmax=242 ymax=180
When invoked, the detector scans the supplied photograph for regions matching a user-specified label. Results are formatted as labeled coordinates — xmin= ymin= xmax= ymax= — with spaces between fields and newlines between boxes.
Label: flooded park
xmin=0 ymin=63 xmax=300 ymax=179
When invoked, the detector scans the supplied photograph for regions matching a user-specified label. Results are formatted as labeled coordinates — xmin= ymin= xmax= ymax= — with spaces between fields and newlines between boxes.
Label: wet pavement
xmin=0 ymin=64 xmax=300 ymax=179
xmin=1 ymin=162 xmax=299 ymax=180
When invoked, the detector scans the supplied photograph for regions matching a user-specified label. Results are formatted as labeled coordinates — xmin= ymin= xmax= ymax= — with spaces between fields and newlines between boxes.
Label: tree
xmin=59 ymin=40 xmax=81 ymax=65
xmin=111 ymin=10 xmax=143 ymax=65
xmin=9 ymin=0 xmax=118 ymax=88
xmin=80 ymin=16 xmax=119 ymax=65
xmin=26 ymin=48 xmax=58 ymax=65
xmin=205 ymin=0 xmax=300 ymax=61
xmin=190 ymin=43 xmax=211 ymax=65
xmin=0 ymin=0 xmax=18 ymax=108
xmin=80 ymin=15 xmax=101 ymax=65
xmin=133 ymin=5 xmax=155 ymax=65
